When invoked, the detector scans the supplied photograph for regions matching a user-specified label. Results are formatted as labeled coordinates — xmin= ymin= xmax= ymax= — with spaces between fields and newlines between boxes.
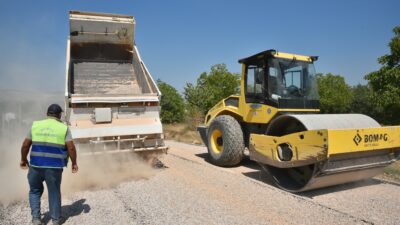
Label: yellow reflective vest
xmin=30 ymin=118 xmax=68 ymax=168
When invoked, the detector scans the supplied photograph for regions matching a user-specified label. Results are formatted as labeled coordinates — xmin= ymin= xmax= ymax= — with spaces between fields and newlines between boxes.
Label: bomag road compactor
xmin=198 ymin=49 xmax=400 ymax=192
xmin=65 ymin=11 xmax=167 ymax=158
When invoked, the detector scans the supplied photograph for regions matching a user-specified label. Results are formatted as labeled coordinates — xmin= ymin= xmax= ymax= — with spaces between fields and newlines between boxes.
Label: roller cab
xmin=198 ymin=49 xmax=400 ymax=192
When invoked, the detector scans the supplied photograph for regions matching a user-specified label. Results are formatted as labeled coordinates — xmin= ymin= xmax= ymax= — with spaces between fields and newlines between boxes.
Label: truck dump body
xmin=72 ymin=62 xmax=141 ymax=95
xmin=65 ymin=11 xmax=166 ymax=154
xmin=70 ymin=42 xmax=156 ymax=96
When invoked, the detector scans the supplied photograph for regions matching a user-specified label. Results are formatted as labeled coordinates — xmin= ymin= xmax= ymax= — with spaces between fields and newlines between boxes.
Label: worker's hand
xmin=20 ymin=160 xmax=29 ymax=170
xmin=72 ymin=164 xmax=79 ymax=173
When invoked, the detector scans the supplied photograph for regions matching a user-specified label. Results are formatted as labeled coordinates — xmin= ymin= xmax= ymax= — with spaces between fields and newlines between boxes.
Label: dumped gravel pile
xmin=1 ymin=141 xmax=399 ymax=225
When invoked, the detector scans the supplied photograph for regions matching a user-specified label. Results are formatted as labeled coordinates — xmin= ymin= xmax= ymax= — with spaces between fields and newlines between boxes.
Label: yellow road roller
xmin=197 ymin=49 xmax=400 ymax=192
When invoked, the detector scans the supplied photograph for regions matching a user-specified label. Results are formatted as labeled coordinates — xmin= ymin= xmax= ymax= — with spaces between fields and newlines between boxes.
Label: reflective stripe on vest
xmin=30 ymin=118 xmax=68 ymax=168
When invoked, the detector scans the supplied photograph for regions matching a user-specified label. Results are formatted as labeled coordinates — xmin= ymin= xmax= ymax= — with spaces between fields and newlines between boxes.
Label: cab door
xmin=241 ymin=64 xmax=265 ymax=123
xmin=240 ymin=63 xmax=278 ymax=124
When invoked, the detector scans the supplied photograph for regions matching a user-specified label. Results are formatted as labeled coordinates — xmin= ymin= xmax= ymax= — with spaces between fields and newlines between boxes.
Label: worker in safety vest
xmin=20 ymin=104 xmax=78 ymax=225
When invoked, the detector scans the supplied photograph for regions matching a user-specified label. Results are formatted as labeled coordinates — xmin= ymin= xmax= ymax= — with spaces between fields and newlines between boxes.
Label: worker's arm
xmin=66 ymin=141 xmax=78 ymax=173
xmin=20 ymin=138 xmax=32 ymax=169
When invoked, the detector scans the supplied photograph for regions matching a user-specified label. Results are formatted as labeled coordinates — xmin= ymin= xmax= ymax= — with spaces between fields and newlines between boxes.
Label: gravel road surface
xmin=1 ymin=141 xmax=399 ymax=225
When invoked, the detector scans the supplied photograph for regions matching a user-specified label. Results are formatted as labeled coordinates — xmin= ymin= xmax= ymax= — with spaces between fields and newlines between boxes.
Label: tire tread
xmin=207 ymin=115 xmax=244 ymax=166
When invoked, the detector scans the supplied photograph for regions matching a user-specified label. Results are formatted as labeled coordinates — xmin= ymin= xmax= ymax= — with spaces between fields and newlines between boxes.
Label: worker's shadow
xmin=43 ymin=198 xmax=90 ymax=224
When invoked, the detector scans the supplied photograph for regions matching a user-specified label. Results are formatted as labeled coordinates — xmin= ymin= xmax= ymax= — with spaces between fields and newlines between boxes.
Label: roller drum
xmin=263 ymin=114 xmax=388 ymax=192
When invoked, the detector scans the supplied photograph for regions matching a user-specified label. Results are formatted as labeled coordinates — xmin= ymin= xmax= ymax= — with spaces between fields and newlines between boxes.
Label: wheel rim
xmin=210 ymin=129 xmax=223 ymax=154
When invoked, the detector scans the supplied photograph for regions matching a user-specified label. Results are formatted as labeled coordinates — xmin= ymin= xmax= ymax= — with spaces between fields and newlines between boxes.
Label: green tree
xmin=316 ymin=73 xmax=353 ymax=113
xmin=365 ymin=26 xmax=400 ymax=125
xmin=184 ymin=64 xmax=240 ymax=115
xmin=157 ymin=79 xmax=185 ymax=123
xmin=350 ymin=84 xmax=375 ymax=116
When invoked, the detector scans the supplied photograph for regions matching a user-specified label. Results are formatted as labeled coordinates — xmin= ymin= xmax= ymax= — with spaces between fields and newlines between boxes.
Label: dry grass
xmin=163 ymin=123 xmax=203 ymax=145
xmin=384 ymin=160 xmax=400 ymax=180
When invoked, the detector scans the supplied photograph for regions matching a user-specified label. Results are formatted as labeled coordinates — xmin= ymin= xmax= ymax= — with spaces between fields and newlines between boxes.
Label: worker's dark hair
xmin=47 ymin=104 xmax=63 ymax=118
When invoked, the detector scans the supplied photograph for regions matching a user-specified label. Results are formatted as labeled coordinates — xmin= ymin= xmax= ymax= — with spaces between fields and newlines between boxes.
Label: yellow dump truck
xmin=198 ymin=49 xmax=400 ymax=192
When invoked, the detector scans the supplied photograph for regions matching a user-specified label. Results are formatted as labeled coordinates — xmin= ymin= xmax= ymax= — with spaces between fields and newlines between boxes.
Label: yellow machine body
xmin=198 ymin=49 xmax=400 ymax=192
xmin=250 ymin=126 xmax=400 ymax=167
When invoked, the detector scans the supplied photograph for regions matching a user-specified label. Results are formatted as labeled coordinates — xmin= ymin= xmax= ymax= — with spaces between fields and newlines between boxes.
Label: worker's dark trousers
xmin=27 ymin=166 xmax=63 ymax=222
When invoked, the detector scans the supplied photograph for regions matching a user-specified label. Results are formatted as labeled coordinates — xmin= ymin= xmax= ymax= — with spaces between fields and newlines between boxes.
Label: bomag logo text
xmin=353 ymin=133 xmax=388 ymax=146
xmin=364 ymin=133 xmax=388 ymax=143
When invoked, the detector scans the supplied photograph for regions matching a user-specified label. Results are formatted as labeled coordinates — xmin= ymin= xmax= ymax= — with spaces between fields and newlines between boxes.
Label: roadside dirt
xmin=1 ymin=141 xmax=399 ymax=225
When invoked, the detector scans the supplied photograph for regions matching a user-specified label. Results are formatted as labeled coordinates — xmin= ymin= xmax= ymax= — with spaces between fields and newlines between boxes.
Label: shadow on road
xmin=238 ymin=156 xmax=263 ymax=170
xmin=301 ymin=177 xmax=400 ymax=198
xmin=43 ymin=198 xmax=90 ymax=224
xmin=300 ymin=178 xmax=384 ymax=198
xmin=195 ymin=153 xmax=261 ymax=170
xmin=194 ymin=152 xmax=212 ymax=164
xmin=241 ymin=171 xmax=276 ymax=186
xmin=195 ymin=153 xmax=276 ymax=185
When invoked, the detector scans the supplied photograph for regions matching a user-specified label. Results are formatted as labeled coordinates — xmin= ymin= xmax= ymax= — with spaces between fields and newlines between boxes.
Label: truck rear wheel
xmin=207 ymin=115 xmax=244 ymax=166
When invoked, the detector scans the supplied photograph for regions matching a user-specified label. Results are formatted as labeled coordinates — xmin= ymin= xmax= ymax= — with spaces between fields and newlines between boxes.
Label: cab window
xmin=245 ymin=65 xmax=264 ymax=103
xmin=283 ymin=66 xmax=302 ymax=88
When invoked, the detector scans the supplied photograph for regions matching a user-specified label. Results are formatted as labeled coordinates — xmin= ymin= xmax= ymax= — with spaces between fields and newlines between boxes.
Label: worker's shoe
xmin=52 ymin=218 xmax=63 ymax=225
xmin=32 ymin=218 xmax=43 ymax=225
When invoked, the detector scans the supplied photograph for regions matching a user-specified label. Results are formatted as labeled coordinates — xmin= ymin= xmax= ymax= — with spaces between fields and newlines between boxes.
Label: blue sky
xmin=0 ymin=0 xmax=398 ymax=93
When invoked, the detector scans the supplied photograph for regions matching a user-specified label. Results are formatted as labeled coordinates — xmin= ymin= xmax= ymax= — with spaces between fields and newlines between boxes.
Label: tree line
xmin=158 ymin=26 xmax=400 ymax=125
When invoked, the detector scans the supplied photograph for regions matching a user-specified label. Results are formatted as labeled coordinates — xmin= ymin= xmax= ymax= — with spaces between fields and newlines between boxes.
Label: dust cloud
xmin=0 ymin=91 xmax=158 ymax=206
xmin=0 ymin=136 xmax=28 ymax=206
xmin=62 ymin=152 xmax=157 ymax=192
xmin=0 ymin=90 xmax=57 ymax=206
